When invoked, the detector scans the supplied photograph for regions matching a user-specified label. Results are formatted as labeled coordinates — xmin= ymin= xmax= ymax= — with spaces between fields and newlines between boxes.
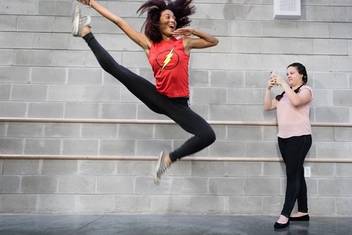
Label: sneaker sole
xmin=153 ymin=151 xmax=164 ymax=185
xmin=72 ymin=4 xmax=80 ymax=36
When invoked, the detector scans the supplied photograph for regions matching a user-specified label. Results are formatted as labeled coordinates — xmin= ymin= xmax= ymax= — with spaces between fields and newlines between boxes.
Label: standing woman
xmin=264 ymin=63 xmax=313 ymax=229
xmin=72 ymin=0 xmax=218 ymax=184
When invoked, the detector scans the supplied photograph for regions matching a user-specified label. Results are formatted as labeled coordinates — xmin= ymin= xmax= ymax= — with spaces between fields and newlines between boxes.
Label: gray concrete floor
xmin=0 ymin=214 xmax=351 ymax=235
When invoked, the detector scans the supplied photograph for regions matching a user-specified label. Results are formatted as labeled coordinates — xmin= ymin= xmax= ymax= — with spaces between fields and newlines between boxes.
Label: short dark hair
xmin=137 ymin=0 xmax=195 ymax=43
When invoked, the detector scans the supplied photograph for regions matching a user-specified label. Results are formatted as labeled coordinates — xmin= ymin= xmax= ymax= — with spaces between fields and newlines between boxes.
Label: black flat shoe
xmin=289 ymin=214 xmax=310 ymax=221
xmin=274 ymin=220 xmax=290 ymax=229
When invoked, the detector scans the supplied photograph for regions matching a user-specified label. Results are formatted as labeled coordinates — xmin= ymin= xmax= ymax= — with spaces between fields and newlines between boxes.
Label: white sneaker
xmin=72 ymin=3 xmax=91 ymax=37
xmin=153 ymin=151 xmax=170 ymax=185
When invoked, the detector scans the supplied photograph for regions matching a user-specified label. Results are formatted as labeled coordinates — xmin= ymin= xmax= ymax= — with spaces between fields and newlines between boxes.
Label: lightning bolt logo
xmin=161 ymin=48 xmax=174 ymax=70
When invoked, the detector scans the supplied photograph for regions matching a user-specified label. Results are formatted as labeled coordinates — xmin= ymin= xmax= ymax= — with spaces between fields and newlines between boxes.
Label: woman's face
xmin=159 ymin=9 xmax=176 ymax=38
xmin=287 ymin=66 xmax=304 ymax=87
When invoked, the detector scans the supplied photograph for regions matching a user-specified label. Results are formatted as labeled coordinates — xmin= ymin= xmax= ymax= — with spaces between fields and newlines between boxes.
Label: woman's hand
xmin=270 ymin=72 xmax=285 ymax=87
xmin=172 ymin=27 xmax=194 ymax=37
xmin=267 ymin=78 xmax=276 ymax=89
xmin=77 ymin=0 xmax=94 ymax=6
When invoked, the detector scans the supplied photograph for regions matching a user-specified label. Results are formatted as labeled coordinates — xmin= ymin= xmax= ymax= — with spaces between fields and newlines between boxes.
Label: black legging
xmin=278 ymin=134 xmax=312 ymax=217
xmin=83 ymin=33 xmax=216 ymax=162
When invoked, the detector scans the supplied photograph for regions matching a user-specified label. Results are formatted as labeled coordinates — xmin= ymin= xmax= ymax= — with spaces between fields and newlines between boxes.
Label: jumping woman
xmin=72 ymin=0 xmax=218 ymax=184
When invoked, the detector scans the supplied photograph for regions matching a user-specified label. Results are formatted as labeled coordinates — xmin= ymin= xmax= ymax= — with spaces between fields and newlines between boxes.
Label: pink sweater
xmin=276 ymin=85 xmax=313 ymax=138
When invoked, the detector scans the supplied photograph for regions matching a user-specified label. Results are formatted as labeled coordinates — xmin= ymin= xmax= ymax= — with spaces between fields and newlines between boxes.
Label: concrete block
xmin=312 ymin=72 xmax=349 ymax=89
xmin=0 ymin=85 xmax=10 ymax=100
xmin=0 ymin=50 xmax=14 ymax=65
xmin=116 ymin=161 xmax=154 ymax=176
xmin=101 ymin=103 xmax=137 ymax=119
xmin=58 ymin=176 xmax=96 ymax=193
xmin=0 ymin=138 xmax=24 ymax=154
xmin=154 ymin=124 xmax=190 ymax=140
xmin=312 ymin=89 xmax=333 ymax=107
xmin=263 ymin=126 xmax=278 ymax=141
xmin=228 ymin=196 xmax=263 ymax=214
xmin=169 ymin=177 xmax=208 ymax=195
xmin=209 ymin=141 xmax=246 ymax=157
xmin=210 ymin=104 xmax=264 ymax=121
xmin=0 ymin=176 xmax=20 ymax=193
xmin=209 ymin=178 xmax=244 ymax=195
xmin=11 ymin=85 xmax=47 ymax=101
xmin=31 ymin=67 xmax=66 ymax=84
xmin=329 ymin=22 xmax=352 ymax=39
xmin=150 ymin=195 xmax=225 ymax=213
xmin=21 ymin=176 xmax=58 ymax=193
xmin=3 ymin=160 xmax=40 ymax=175
xmin=315 ymin=107 xmax=350 ymax=122
xmin=0 ymin=15 xmax=17 ymax=31
xmin=7 ymin=123 xmax=43 ymax=137
xmin=316 ymin=142 xmax=351 ymax=158
xmin=336 ymin=163 xmax=352 ymax=177
xmin=210 ymin=71 xmax=245 ymax=88
xmin=135 ymin=140 xmax=172 ymax=156
xmin=37 ymin=195 xmax=76 ymax=213
xmin=65 ymin=102 xmax=99 ymax=118
xmin=334 ymin=90 xmax=352 ymax=106
xmin=331 ymin=56 xmax=352 ymax=72
xmin=16 ymin=50 xmax=53 ymax=66
xmin=79 ymin=160 xmax=117 ymax=175
xmin=162 ymin=161 xmax=192 ymax=177
xmin=78 ymin=195 xmax=115 ymax=213
xmin=42 ymin=160 xmax=78 ymax=175
xmin=28 ymin=102 xmax=64 ymax=118
xmin=319 ymin=179 xmax=352 ymax=196
xmin=245 ymin=178 xmax=281 ymax=196
xmin=44 ymin=123 xmax=80 ymax=137
xmin=119 ymin=124 xmax=153 ymax=139
xmin=100 ymin=140 xmax=135 ymax=156
xmin=0 ymin=66 xmax=29 ymax=83
xmin=63 ymin=139 xmax=98 ymax=155
xmin=135 ymin=176 xmax=172 ymax=194
xmin=189 ymin=70 xmax=209 ymax=87
xmin=305 ymin=163 xmax=334 ymax=177
xmin=227 ymin=126 xmax=262 ymax=141
xmin=336 ymin=198 xmax=352 ymax=216
xmin=263 ymin=162 xmax=285 ymax=176
xmin=313 ymin=39 xmax=348 ymax=55
xmin=0 ymin=195 xmax=37 ymax=213
xmin=82 ymin=124 xmax=117 ymax=138
xmin=97 ymin=176 xmax=134 ymax=193
xmin=309 ymin=197 xmax=336 ymax=216
xmin=115 ymin=195 xmax=151 ymax=213
xmin=191 ymin=88 xmax=227 ymax=105
xmin=262 ymin=196 xmax=283 ymax=215
xmin=246 ymin=142 xmax=279 ymax=157
xmin=0 ymin=102 xmax=25 ymax=117
xmin=24 ymin=139 xmax=61 ymax=155
xmin=38 ymin=1 xmax=72 ymax=16
xmin=311 ymin=127 xmax=334 ymax=141
xmin=68 ymin=68 xmax=103 ymax=85
xmin=228 ymin=88 xmax=265 ymax=105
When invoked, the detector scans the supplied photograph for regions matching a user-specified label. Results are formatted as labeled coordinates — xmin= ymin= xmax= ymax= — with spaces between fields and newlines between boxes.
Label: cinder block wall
xmin=0 ymin=0 xmax=351 ymax=215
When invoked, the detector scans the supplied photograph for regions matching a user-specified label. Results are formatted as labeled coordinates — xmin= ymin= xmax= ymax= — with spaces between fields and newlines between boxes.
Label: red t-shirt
xmin=148 ymin=37 xmax=190 ymax=98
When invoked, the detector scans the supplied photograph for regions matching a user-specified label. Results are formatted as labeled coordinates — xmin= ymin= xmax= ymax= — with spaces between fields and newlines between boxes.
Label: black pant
xmin=83 ymin=33 xmax=216 ymax=162
xmin=278 ymin=135 xmax=312 ymax=217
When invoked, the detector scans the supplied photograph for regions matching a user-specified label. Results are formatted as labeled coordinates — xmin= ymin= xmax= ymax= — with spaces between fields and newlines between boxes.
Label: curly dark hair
xmin=137 ymin=0 xmax=195 ymax=43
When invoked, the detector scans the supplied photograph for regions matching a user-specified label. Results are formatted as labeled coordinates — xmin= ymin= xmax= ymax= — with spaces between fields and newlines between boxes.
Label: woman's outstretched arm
xmin=172 ymin=27 xmax=218 ymax=52
xmin=78 ymin=0 xmax=151 ymax=51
